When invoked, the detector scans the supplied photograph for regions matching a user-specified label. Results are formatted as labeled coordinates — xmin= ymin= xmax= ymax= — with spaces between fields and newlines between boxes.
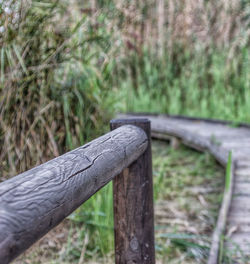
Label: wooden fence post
xmin=110 ymin=119 xmax=155 ymax=264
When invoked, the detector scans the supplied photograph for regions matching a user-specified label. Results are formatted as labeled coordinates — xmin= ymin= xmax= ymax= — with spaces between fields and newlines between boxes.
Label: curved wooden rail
xmin=120 ymin=113 xmax=250 ymax=264
xmin=0 ymin=123 xmax=152 ymax=264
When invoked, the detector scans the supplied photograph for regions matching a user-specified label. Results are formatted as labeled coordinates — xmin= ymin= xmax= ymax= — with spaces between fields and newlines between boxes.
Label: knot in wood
xmin=130 ymin=237 xmax=139 ymax=252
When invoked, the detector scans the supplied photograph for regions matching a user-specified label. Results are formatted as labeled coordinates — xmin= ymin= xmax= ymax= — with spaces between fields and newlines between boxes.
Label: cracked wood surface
xmin=120 ymin=113 xmax=250 ymax=264
xmin=0 ymin=125 xmax=148 ymax=264
xmin=111 ymin=119 xmax=155 ymax=264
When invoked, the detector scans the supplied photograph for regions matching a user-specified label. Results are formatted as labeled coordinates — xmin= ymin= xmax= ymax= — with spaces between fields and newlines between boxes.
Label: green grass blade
xmin=225 ymin=151 xmax=232 ymax=192
xmin=12 ymin=44 xmax=28 ymax=74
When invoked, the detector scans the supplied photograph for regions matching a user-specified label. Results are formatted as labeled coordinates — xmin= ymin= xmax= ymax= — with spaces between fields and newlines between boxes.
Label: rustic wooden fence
xmin=0 ymin=119 xmax=155 ymax=264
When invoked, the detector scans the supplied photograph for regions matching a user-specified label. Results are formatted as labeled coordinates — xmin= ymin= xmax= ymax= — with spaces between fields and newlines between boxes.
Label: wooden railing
xmin=0 ymin=119 xmax=155 ymax=264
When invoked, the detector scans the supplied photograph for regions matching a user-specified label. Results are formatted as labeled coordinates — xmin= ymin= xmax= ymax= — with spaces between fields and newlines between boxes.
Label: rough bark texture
xmin=0 ymin=125 xmax=148 ymax=264
xmin=110 ymin=119 xmax=155 ymax=264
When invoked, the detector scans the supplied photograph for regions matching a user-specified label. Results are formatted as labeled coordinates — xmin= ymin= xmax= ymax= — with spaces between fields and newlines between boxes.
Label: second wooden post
xmin=110 ymin=119 xmax=155 ymax=264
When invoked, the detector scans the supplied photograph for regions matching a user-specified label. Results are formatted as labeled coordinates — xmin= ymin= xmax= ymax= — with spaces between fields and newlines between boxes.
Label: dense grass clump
xmin=0 ymin=1 xmax=113 ymax=177
xmin=107 ymin=0 xmax=250 ymax=121
xmin=115 ymin=47 xmax=250 ymax=122
xmin=1 ymin=0 xmax=249 ymax=173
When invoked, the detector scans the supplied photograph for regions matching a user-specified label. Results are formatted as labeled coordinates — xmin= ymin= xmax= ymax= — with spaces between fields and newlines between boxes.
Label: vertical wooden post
xmin=110 ymin=119 xmax=155 ymax=264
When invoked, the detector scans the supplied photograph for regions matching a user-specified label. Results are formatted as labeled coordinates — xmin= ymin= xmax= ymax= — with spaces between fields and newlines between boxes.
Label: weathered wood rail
xmin=121 ymin=113 xmax=250 ymax=264
xmin=0 ymin=120 xmax=155 ymax=264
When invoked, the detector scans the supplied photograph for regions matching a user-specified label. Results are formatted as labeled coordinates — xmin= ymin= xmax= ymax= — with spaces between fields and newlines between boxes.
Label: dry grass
xmin=1 ymin=0 xmax=249 ymax=178
xmin=0 ymin=0 xmax=112 ymax=179
xmin=112 ymin=0 xmax=249 ymax=58
xmin=14 ymin=219 xmax=114 ymax=264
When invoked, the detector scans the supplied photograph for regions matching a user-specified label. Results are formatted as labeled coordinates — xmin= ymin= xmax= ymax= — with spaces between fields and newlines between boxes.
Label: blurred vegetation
xmin=112 ymin=0 xmax=250 ymax=120
xmin=1 ymin=0 xmax=249 ymax=174
xmin=1 ymin=0 xmax=250 ymax=262
xmin=0 ymin=0 xmax=113 ymax=177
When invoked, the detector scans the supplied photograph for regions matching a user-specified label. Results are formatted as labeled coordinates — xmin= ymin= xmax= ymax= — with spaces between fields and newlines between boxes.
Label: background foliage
xmin=1 ymin=0 xmax=249 ymax=177
xmin=0 ymin=0 xmax=113 ymax=177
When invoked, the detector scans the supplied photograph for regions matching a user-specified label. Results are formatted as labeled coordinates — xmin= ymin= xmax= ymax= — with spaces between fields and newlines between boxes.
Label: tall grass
xmin=114 ymin=47 xmax=250 ymax=122
xmin=107 ymin=0 xmax=250 ymax=121
xmin=1 ymin=1 xmax=248 ymax=171
xmin=0 ymin=0 xmax=113 ymax=178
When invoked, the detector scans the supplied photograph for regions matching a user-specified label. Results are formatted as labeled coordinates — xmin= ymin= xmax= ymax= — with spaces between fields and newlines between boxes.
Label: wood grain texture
xmin=0 ymin=125 xmax=148 ymax=264
xmin=111 ymin=119 xmax=155 ymax=264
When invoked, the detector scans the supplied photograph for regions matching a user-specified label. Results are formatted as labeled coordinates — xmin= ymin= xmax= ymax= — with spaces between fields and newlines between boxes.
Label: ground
xmin=14 ymin=140 xmax=224 ymax=264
